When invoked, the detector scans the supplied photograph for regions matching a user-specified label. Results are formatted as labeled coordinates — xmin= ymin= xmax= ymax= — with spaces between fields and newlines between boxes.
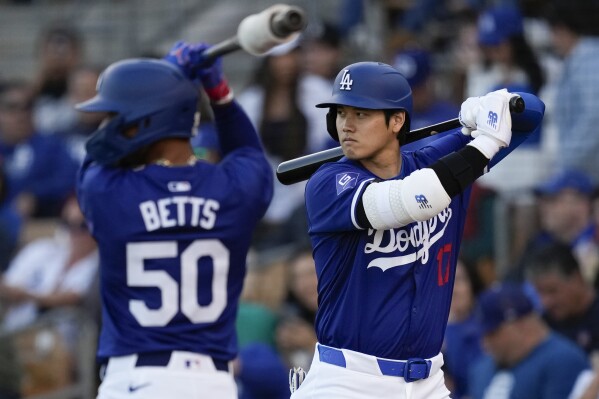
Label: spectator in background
xmin=459 ymin=181 xmax=499 ymax=288
xmin=571 ymin=372 xmax=599 ymax=399
xmin=0 ymin=195 xmax=98 ymax=332
xmin=513 ymin=169 xmax=599 ymax=286
xmin=299 ymin=20 xmax=342 ymax=153
xmin=31 ymin=25 xmax=83 ymax=134
xmin=525 ymin=242 xmax=599 ymax=356
xmin=0 ymin=81 xmax=79 ymax=218
xmin=594 ymin=189 xmax=599 ymax=284
xmin=55 ymin=65 xmax=104 ymax=163
xmin=238 ymin=43 xmax=308 ymax=162
xmin=443 ymin=258 xmax=484 ymax=399
xmin=237 ymin=44 xmax=309 ymax=251
xmin=465 ymin=4 xmax=544 ymax=98
xmin=392 ymin=48 xmax=459 ymax=133
xmin=234 ymin=251 xmax=292 ymax=399
xmin=234 ymin=342 xmax=290 ymax=399
xmin=276 ymin=247 xmax=318 ymax=372
xmin=544 ymin=0 xmax=599 ymax=184
xmin=0 ymin=163 xmax=21 ymax=273
xmin=469 ymin=283 xmax=589 ymax=399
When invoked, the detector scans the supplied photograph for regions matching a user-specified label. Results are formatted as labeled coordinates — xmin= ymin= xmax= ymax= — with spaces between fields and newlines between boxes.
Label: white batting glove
xmin=468 ymin=89 xmax=514 ymax=159
xmin=458 ymin=96 xmax=482 ymax=136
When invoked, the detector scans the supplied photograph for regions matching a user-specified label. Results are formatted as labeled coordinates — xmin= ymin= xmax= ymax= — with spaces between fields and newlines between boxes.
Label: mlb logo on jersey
xmin=336 ymin=172 xmax=359 ymax=195
xmin=339 ymin=69 xmax=353 ymax=90
xmin=168 ymin=181 xmax=192 ymax=192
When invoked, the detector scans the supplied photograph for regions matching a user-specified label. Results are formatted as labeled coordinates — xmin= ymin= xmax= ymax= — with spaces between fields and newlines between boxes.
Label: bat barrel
xmin=276 ymin=147 xmax=344 ymax=186
xmin=200 ymin=5 xmax=306 ymax=64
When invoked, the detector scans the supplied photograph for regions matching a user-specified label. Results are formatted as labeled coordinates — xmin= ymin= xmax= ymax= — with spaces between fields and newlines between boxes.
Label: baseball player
xmin=75 ymin=42 xmax=273 ymax=399
xmin=291 ymin=62 xmax=543 ymax=398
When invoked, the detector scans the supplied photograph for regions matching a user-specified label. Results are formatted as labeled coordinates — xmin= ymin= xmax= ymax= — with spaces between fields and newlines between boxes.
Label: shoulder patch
xmin=336 ymin=172 xmax=359 ymax=195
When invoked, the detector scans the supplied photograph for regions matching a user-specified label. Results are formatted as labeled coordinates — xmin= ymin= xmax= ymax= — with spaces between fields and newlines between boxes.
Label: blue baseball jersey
xmin=77 ymin=102 xmax=273 ymax=362
xmin=306 ymin=131 xmax=472 ymax=360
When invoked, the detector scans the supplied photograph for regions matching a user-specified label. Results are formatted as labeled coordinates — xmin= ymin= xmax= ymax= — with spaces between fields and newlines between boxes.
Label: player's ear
xmin=391 ymin=111 xmax=405 ymax=135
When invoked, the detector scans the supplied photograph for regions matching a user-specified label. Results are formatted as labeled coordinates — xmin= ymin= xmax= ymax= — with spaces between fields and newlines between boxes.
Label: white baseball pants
xmin=291 ymin=343 xmax=451 ymax=399
xmin=97 ymin=351 xmax=237 ymax=399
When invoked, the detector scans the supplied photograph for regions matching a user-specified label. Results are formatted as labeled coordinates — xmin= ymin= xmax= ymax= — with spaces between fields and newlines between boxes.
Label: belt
xmin=135 ymin=351 xmax=230 ymax=372
xmin=317 ymin=344 xmax=433 ymax=382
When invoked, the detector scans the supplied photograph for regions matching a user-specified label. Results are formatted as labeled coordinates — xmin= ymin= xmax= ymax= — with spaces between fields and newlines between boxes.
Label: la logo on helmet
xmin=339 ymin=69 xmax=353 ymax=90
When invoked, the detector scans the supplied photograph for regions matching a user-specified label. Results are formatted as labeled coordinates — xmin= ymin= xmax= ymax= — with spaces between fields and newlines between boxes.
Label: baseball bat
xmin=276 ymin=96 xmax=526 ymax=185
xmin=200 ymin=4 xmax=306 ymax=63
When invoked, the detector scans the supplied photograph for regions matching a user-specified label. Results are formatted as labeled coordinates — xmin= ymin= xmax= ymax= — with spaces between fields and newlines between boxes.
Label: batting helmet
xmin=315 ymin=61 xmax=413 ymax=142
xmin=76 ymin=58 xmax=199 ymax=165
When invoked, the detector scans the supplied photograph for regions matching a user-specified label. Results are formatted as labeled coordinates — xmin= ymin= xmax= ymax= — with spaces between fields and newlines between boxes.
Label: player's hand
xmin=164 ymin=41 xmax=204 ymax=81
xmin=458 ymin=96 xmax=481 ymax=136
xmin=164 ymin=41 xmax=232 ymax=104
xmin=468 ymin=89 xmax=514 ymax=159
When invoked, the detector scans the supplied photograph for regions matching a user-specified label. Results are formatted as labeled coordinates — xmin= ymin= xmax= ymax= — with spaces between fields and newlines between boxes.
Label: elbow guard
xmin=361 ymin=168 xmax=451 ymax=230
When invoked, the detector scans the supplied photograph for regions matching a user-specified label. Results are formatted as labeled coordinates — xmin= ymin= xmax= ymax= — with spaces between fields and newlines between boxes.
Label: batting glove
xmin=467 ymin=89 xmax=514 ymax=159
xmin=164 ymin=41 xmax=233 ymax=104
xmin=458 ymin=96 xmax=482 ymax=136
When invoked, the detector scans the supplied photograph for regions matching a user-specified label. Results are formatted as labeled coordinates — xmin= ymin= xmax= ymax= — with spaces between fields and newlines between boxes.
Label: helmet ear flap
xmin=326 ymin=107 xmax=339 ymax=141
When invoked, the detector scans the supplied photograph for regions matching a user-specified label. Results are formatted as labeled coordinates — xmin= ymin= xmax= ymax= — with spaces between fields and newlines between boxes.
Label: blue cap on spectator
xmin=478 ymin=5 xmax=524 ymax=46
xmin=477 ymin=283 xmax=534 ymax=334
xmin=392 ymin=49 xmax=431 ymax=88
xmin=534 ymin=169 xmax=595 ymax=196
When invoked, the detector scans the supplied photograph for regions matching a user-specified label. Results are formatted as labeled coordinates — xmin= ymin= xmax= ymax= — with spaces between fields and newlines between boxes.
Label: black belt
xmin=135 ymin=351 xmax=229 ymax=372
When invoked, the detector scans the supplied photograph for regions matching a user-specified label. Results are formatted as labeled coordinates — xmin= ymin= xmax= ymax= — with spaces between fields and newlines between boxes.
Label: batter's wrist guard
xmin=205 ymin=80 xmax=234 ymax=104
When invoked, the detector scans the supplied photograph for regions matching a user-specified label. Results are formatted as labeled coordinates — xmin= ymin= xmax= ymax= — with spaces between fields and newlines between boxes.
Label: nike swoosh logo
xmin=128 ymin=382 xmax=151 ymax=393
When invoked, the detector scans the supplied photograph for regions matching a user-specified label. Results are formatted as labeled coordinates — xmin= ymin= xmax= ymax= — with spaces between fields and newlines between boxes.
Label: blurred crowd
xmin=1 ymin=0 xmax=599 ymax=398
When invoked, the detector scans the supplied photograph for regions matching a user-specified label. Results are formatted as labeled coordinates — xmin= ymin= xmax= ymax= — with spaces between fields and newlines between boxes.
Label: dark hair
xmin=509 ymin=34 xmax=544 ymax=94
xmin=252 ymin=49 xmax=308 ymax=160
xmin=383 ymin=109 xmax=410 ymax=144
xmin=303 ymin=20 xmax=342 ymax=49
xmin=544 ymin=0 xmax=599 ymax=36
xmin=38 ymin=24 xmax=82 ymax=52
xmin=524 ymin=241 xmax=581 ymax=280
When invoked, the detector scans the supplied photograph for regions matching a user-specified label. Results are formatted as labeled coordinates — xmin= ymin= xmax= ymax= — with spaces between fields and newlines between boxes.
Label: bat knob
xmin=270 ymin=6 xmax=306 ymax=38
xmin=509 ymin=96 xmax=525 ymax=114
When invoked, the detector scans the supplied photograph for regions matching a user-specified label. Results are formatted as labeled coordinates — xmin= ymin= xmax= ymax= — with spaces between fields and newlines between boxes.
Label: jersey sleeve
xmin=305 ymin=162 xmax=374 ymax=233
xmin=210 ymin=100 xmax=273 ymax=217
xmin=409 ymin=130 xmax=471 ymax=168
xmin=487 ymin=124 xmax=539 ymax=170
xmin=212 ymin=100 xmax=263 ymax=154
xmin=219 ymin=147 xmax=273 ymax=218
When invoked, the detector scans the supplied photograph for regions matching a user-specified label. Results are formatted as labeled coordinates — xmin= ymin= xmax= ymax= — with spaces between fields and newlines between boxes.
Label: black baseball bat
xmin=276 ymin=96 xmax=525 ymax=185
xmin=200 ymin=5 xmax=306 ymax=63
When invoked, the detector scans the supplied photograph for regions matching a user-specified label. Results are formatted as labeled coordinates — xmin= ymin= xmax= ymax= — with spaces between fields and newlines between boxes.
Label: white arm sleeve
xmin=362 ymin=168 xmax=451 ymax=230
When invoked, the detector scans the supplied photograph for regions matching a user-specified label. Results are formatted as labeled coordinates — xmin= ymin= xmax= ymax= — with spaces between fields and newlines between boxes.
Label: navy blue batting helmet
xmin=316 ymin=61 xmax=413 ymax=141
xmin=76 ymin=58 xmax=199 ymax=165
